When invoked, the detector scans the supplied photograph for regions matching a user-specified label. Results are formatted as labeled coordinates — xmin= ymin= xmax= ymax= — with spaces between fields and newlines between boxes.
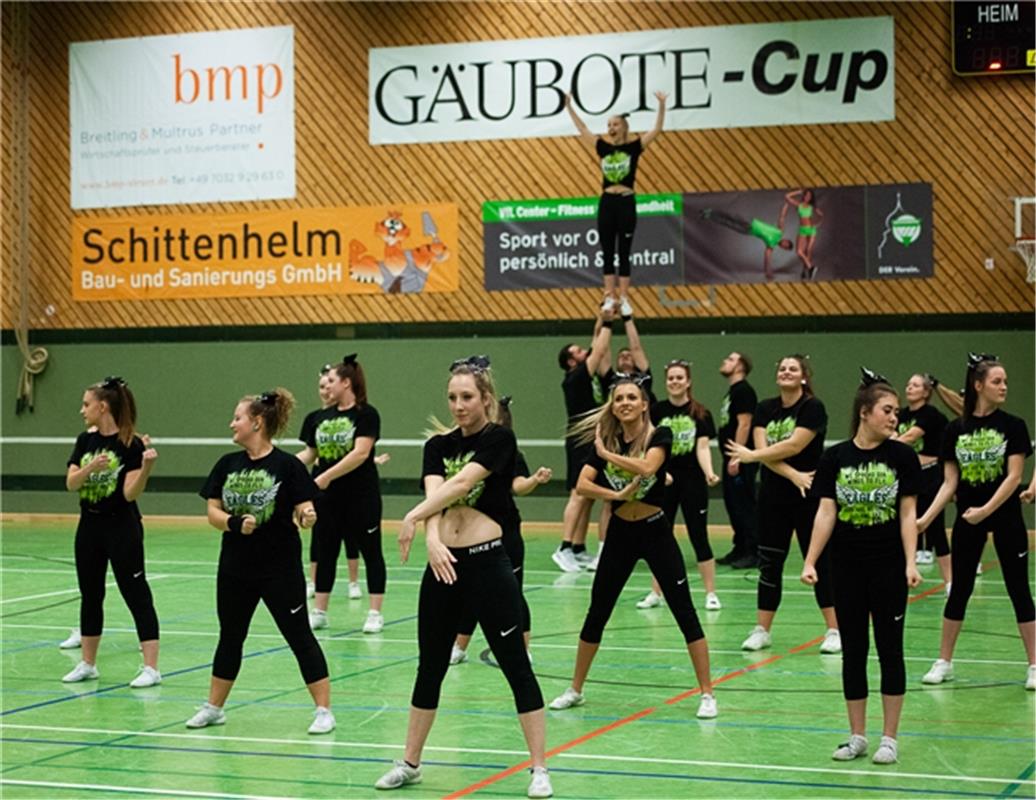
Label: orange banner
xmin=71 ymin=203 xmax=458 ymax=301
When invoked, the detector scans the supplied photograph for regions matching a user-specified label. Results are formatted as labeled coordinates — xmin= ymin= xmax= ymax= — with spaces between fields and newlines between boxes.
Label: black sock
xmin=405 ymin=759 xmax=419 ymax=769
xmin=572 ymin=544 xmax=586 ymax=555
xmin=560 ymin=541 xmax=572 ymax=551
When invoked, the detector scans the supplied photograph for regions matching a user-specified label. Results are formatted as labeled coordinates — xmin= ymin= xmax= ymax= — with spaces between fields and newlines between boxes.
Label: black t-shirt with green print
xmin=651 ymin=400 xmax=715 ymax=481
xmin=896 ymin=403 xmax=948 ymax=459
xmin=587 ymin=426 xmax=673 ymax=508
xmin=200 ymin=447 xmax=316 ymax=576
xmin=941 ymin=410 xmax=1032 ymax=516
xmin=421 ymin=423 xmax=518 ymax=529
xmin=595 ymin=137 xmax=642 ymax=191
xmin=718 ymin=379 xmax=757 ymax=454
xmin=68 ymin=431 xmax=144 ymax=515
xmin=303 ymin=403 xmax=380 ymax=498
xmin=815 ymin=438 xmax=921 ymax=556
xmin=752 ymin=394 xmax=827 ymax=502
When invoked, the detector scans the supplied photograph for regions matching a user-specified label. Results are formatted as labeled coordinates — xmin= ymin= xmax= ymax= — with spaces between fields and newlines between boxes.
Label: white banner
xmin=70 ymin=26 xmax=294 ymax=209
xmin=370 ymin=17 xmax=894 ymax=145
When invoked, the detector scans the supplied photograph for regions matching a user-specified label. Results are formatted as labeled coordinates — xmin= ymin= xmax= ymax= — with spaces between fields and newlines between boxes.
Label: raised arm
xmin=123 ymin=438 xmax=158 ymax=502
xmin=565 ymin=93 xmax=598 ymax=147
xmin=639 ymin=91 xmax=668 ymax=148
xmin=585 ymin=309 xmax=615 ymax=376
xmin=623 ymin=317 xmax=650 ymax=373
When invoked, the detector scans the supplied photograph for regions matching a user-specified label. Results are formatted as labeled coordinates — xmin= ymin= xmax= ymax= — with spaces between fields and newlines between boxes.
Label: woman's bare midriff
xmin=604 ymin=185 xmax=634 ymax=196
xmin=614 ymin=499 xmax=662 ymax=522
xmin=919 ymin=454 xmax=938 ymax=467
xmin=437 ymin=505 xmax=502 ymax=548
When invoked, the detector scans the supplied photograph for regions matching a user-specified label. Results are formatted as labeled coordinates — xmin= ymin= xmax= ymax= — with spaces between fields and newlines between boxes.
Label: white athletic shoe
xmin=601 ymin=296 xmax=616 ymax=313
xmin=820 ymin=628 xmax=842 ymax=654
xmin=872 ymin=736 xmax=898 ymax=764
xmin=741 ymin=625 xmax=772 ymax=651
xmin=375 ymin=759 xmax=422 ymax=790
xmin=128 ymin=665 xmax=161 ymax=688
xmin=832 ymin=734 xmax=868 ymax=761
xmin=551 ymin=547 xmax=582 ymax=573
xmin=59 ymin=628 xmax=82 ymax=649
xmin=636 ymin=590 xmax=662 ymax=609
xmin=527 ymin=766 xmax=553 ymax=798
xmin=306 ymin=581 xmax=315 ymax=599
xmin=586 ymin=552 xmax=600 ymax=571
xmin=619 ymin=296 xmax=633 ymax=317
xmin=363 ymin=609 xmax=384 ymax=634
xmin=185 ymin=702 xmax=226 ymax=728
xmin=449 ymin=645 xmax=469 ymax=666
xmin=348 ymin=581 xmax=362 ymax=600
xmin=1026 ymin=665 xmax=1036 ymax=691
xmin=308 ymin=706 xmax=336 ymax=734
xmin=976 ymin=561 xmax=983 ymax=576
xmin=572 ymin=549 xmax=594 ymax=568
xmin=62 ymin=660 xmax=99 ymax=683
xmin=548 ymin=687 xmax=585 ymax=710
xmin=704 ymin=592 xmax=722 ymax=611
xmin=309 ymin=608 xmax=328 ymax=630
xmin=696 ymin=693 xmax=718 ymax=719
xmin=922 ymin=658 xmax=953 ymax=684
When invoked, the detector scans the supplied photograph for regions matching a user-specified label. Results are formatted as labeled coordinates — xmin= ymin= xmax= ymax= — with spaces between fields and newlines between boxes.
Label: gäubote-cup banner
xmin=483 ymin=183 xmax=933 ymax=290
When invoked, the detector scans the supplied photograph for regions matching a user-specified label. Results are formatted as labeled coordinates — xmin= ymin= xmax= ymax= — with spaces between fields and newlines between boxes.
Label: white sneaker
xmin=1025 ymin=664 xmax=1035 ymax=690
xmin=572 ymin=549 xmax=593 ymax=568
xmin=705 ymin=592 xmax=722 ymax=611
xmin=185 ymin=702 xmax=226 ymax=728
xmin=59 ymin=628 xmax=82 ymax=649
xmin=129 ymin=665 xmax=161 ymax=688
xmin=62 ymin=660 xmax=99 ymax=683
xmin=363 ymin=609 xmax=384 ymax=634
xmin=551 ymin=546 xmax=582 ymax=573
xmin=922 ymin=658 xmax=953 ymax=684
xmin=348 ymin=581 xmax=362 ymax=600
xmin=601 ymin=296 xmax=616 ymax=313
xmin=741 ymin=625 xmax=772 ymax=651
xmin=619 ymin=296 xmax=633 ymax=317
xmin=636 ymin=590 xmax=662 ymax=609
xmin=308 ymin=706 xmax=336 ymax=734
xmin=872 ymin=736 xmax=898 ymax=764
xmin=915 ymin=550 xmax=933 ymax=565
xmin=527 ymin=766 xmax=553 ymax=798
xmin=306 ymin=581 xmax=315 ymax=599
xmin=696 ymin=693 xmax=718 ymax=719
xmin=375 ymin=759 xmax=422 ymax=789
xmin=548 ymin=687 xmax=585 ymax=710
xmin=832 ymin=734 xmax=868 ymax=761
xmin=976 ymin=561 xmax=983 ymax=576
xmin=449 ymin=645 xmax=469 ymax=665
xmin=945 ymin=581 xmax=952 ymax=597
xmin=309 ymin=608 xmax=328 ymax=630
xmin=586 ymin=550 xmax=601 ymax=572
xmin=820 ymin=628 xmax=842 ymax=654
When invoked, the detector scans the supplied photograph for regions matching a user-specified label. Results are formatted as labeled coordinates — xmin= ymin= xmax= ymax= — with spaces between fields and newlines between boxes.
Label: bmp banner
xmin=71 ymin=204 xmax=458 ymax=301
xmin=370 ymin=17 xmax=893 ymax=145
xmin=70 ymin=26 xmax=295 ymax=209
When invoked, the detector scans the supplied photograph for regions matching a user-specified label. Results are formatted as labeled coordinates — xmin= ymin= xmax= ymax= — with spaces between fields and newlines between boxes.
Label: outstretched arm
xmin=640 ymin=91 xmax=668 ymax=147
xmin=565 ymin=93 xmax=598 ymax=147
xmin=623 ymin=316 xmax=650 ymax=372
xmin=585 ymin=309 xmax=615 ymax=376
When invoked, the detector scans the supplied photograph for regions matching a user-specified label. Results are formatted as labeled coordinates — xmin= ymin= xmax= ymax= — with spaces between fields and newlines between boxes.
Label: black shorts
xmin=565 ymin=437 xmax=593 ymax=491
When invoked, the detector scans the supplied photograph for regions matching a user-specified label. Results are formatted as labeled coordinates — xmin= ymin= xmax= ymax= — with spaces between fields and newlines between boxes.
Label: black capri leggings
xmin=757 ymin=492 xmax=833 ymax=612
xmin=662 ymin=474 xmax=714 ymax=563
xmin=74 ymin=509 xmax=159 ymax=641
xmin=597 ymin=192 xmax=637 ymax=278
xmin=832 ymin=544 xmax=907 ymax=700
xmin=308 ymin=527 xmax=359 ymax=565
xmin=456 ymin=521 xmax=530 ymax=637
xmin=943 ymin=510 xmax=1035 ymax=623
xmin=412 ymin=539 xmax=543 ymax=713
xmin=314 ymin=494 xmax=386 ymax=595
xmin=917 ymin=463 xmax=949 ymax=556
xmin=581 ymin=511 xmax=705 ymax=645
xmin=213 ymin=566 xmax=328 ymax=685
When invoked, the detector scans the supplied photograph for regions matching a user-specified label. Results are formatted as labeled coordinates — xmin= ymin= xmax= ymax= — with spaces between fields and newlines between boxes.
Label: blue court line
xmin=998 ymin=761 xmax=1036 ymax=798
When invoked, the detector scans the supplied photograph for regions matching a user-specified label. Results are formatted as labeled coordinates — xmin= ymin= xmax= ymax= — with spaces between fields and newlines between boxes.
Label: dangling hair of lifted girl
xmin=89 ymin=376 xmax=137 ymax=447
xmin=568 ymin=374 xmax=653 ymax=457
xmin=243 ymin=387 xmax=296 ymax=440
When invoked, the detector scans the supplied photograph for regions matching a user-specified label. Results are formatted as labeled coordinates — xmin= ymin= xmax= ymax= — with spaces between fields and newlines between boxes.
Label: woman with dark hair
xmin=549 ymin=373 xmax=716 ymax=720
xmin=784 ymin=188 xmax=823 ymax=280
xmin=918 ymin=354 xmax=1035 ymax=690
xmin=299 ymin=354 xmax=386 ymax=634
xmin=189 ymin=389 xmax=334 ymax=733
xmin=802 ymin=369 xmax=922 ymax=765
xmin=377 ymin=358 xmax=551 ymax=799
xmin=565 ymin=90 xmax=667 ymax=312
xmin=62 ymin=377 xmax=161 ymax=686
xmin=726 ymin=355 xmax=840 ymax=654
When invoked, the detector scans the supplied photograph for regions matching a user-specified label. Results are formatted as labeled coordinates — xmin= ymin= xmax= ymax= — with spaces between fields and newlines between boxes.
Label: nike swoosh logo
xmin=291 ymin=605 xmax=304 ymax=614
xmin=367 ymin=526 xmax=379 ymax=534
xmin=513 ymin=566 xmax=522 ymax=574
xmin=1020 ymin=552 xmax=1029 ymax=558
xmin=677 ymin=578 xmax=687 ymax=585
xmin=500 ymin=625 xmax=517 ymax=637
xmin=894 ymin=614 xmax=904 ymax=621
xmin=132 ymin=571 xmax=143 ymax=578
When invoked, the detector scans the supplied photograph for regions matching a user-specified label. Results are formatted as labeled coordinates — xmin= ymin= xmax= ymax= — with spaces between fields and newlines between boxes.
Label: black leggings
xmin=832 ymin=544 xmax=907 ymax=699
xmin=917 ymin=463 xmax=949 ymax=556
xmin=74 ymin=510 xmax=159 ymax=641
xmin=213 ymin=566 xmax=328 ymax=684
xmin=943 ymin=510 xmax=1035 ymax=623
xmin=662 ymin=475 xmax=713 ymax=562
xmin=581 ymin=511 xmax=705 ymax=644
xmin=456 ymin=524 xmax=530 ymax=637
xmin=412 ymin=539 xmax=542 ymax=713
xmin=597 ymin=193 xmax=637 ymax=277
xmin=757 ymin=491 xmax=832 ymax=612
xmin=314 ymin=494 xmax=386 ymax=594
xmin=309 ymin=527 xmax=359 ymax=565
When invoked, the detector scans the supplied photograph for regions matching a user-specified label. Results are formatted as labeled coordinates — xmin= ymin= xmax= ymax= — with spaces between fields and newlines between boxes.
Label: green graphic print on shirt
xmin=834 ymin=462 xmax=899 ymax=526
xmin=603 ymin=461 xmax=656 ymax=501
xmin=897 ymin=420 xmax=923 ymax=453
xmin=78 ymin=450 xmax=123 ymax=504
xmin=719 ymin=396 xmax=731 ymax=428
xmin=956 ymin=428 xmax=1007 ymax=485
xmin=444 ymin=452 xmax=485 ymax=507
xmin=765 ymin=416 xmax=796 ymax=446
xmin=222 ymin=469 xmax=280 ymax=526
xmin=601 ymin=152 xmax=631 ymax=183
xmin=316 ymin=416 xmax=356 ymax=461
xmin=660 ymin=416 xmax=697 ymax=456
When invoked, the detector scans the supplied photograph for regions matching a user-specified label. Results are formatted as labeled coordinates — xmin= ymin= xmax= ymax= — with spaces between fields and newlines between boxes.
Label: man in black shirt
xmin=717 ymin=351 xmax=759 ymax=568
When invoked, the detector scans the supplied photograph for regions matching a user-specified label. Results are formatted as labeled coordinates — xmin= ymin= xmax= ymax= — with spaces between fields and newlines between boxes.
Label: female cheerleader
xmin=299 ymin=355 xmax=387 ymax=634
xmin=918 ymin=354 xmax=1035 ymax=690
xmin=784 ymin=188 xmax=823 ymax=280
xmin=565 ymin=90 xmax=667 ymax=311
xmin=802 ymin=369 xmax=923 ymax=765
xmin=636 ymin=360 xmax=722 ymax=611
xmin=62 ymin=377 xmax=161 ymax=687
xmin=549 ymin=373 xmax=716 ymax=720
xmin=189 ymin=389 xmax=335 ymax=734
xmin=725 ymin=355 xmax=840 ymax=654
xmin=376 ymin=357 xmax=551 ymax=799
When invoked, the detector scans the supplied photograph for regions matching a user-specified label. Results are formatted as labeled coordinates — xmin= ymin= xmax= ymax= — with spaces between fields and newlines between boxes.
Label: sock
xmin=404 ymin=759 xmax=419 ymax=769
xmin=560 ymin=541 xmax=572 ymax=551
xmin=572 ymin=544 xmax=586 ymax=555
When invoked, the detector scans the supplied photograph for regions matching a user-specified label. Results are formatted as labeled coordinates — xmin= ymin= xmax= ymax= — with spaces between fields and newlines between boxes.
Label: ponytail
xmin=89 ymin=377 xmax=137 ymax=447
xmin=244 ymin=387 xmax=296 ymax=440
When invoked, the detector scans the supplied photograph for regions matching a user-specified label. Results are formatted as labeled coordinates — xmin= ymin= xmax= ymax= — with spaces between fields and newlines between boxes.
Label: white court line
xmin=1 ymin=723 xmax=1029 ymax=787
xmin=0 ymin=575 xmax=170 ymax=605
xmin=0 ymin=779 xmax=293 ymax=800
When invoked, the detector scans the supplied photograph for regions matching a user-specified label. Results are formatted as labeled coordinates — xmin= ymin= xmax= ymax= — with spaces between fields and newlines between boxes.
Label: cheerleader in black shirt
xmin=376 ymin=358 xmax=551 ymax=799
xmin=62 ymin=377 xmax=161 ymax=687
xmin=918 ymin=354 xmax=1035 ymax=690
xmin=549 ymin=374 xmax=716 ymax=720
xmin=802 ymin=370 xmax=923 ymax=765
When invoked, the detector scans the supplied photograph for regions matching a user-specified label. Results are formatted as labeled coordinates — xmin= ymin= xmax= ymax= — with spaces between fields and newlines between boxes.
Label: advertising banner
xmin=70 ymin=26 xmax=295 ymax=209
xmin=71 ymin=204 xmax=458 ymax=301
xmin=370 ymin=17 xmax=894 ymax=145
